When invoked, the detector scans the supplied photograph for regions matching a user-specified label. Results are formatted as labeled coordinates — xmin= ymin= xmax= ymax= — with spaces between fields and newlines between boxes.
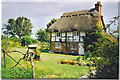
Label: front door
xmin=78 ymin=43 xmax=84 ymax=55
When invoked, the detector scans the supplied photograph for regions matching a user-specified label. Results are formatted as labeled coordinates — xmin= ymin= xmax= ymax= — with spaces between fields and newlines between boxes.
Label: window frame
xmin=70 ymin=43 xmax=77 ymax=50
xmin=72 ymin=32 xmax=79 ymax=36
xmin=55 ymin=42 xmax=61 ymax=49
xmin=56 ymin=33 xmax=61 ymax=37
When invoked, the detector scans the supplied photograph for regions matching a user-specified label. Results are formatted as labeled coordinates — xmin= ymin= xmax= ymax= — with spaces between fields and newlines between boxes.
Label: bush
xmin=1 ymin=67 xmax=33 ymax=78
xmin=32 ymin=39 xmax=38 ymax=44
xmin=86 ymin=26 xmax=119 ymax=78
xmin=85 ymin=52 xmax=90 ymax=59
xmin=21 ymin=35 xmax=32 ymax=46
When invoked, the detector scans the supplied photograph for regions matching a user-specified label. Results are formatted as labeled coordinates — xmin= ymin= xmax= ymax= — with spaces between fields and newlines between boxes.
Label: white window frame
xmin=56 ymin=33 xmax=61 ymax=37
xmin=73 ymin=32 xmax=79 ymax=36
xmin=55 ymin=42 xmax=61 ymax=49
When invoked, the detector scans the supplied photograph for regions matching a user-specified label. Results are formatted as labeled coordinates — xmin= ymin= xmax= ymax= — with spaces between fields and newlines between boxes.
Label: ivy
xmin=84 ymin=26 xmax=119 ymax=78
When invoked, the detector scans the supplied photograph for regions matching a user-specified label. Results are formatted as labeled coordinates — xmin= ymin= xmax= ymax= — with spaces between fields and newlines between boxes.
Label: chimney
xmin=95 ymin=1 xmax=102 ymax=16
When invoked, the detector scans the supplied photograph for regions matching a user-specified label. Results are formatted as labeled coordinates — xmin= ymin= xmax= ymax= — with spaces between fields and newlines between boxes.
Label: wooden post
xmin=5 ymin=53 xmax=27 ymax=70
xmin=3 ymin=51 xmax=6 ymax=68
xmin=30 ymin=52 xmax=35 ymax=78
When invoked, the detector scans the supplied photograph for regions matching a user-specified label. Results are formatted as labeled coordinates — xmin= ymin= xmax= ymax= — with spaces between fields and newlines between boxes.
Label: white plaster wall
xmin=51 ymin=37 xmax=55 ymax=41
xmin=80 ymin=31 xmax=85 ymax=36
xmin=74 ymin=36 xmax=79 ymax=42
xmin=56 ymin=37 xmax=60 ymax=41
xmin=68 ymin=37 xmax=73 ymax=42
xmin=62 ymin=37 xmax=65 ymax=41
xmin=62 ymin=33 xmax=65 ymax=36
xmin=67 ymin=32 xmax=72 ymax=36
xmin=52 ymin=32 xmax=55 ymax=36
xmin=80 ymin=37 xmax=83 ymax=42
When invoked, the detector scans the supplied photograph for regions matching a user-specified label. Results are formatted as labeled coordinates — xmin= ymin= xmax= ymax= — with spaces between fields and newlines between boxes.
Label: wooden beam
xmin=5 ymin=52 xmax=27 ymax=70
xmin=30 ymin=54 xmax=35 ymax=78
xmin=2 ymin=49 xmax=6 ymax=68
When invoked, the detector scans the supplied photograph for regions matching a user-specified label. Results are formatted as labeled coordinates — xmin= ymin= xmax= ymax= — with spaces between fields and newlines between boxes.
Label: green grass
xmin=1 ymin=47 xmax=90 ymax=79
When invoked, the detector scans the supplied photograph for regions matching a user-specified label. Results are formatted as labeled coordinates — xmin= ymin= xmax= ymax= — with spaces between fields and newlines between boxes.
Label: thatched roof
xmin=48 ymin=8 xmax=100 ymax=32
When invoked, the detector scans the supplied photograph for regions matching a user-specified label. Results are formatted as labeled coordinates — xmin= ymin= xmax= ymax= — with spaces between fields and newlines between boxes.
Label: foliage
xmin=21 ymin=35 xmax=38 ymax=46
xmin=1 ymin=67 xmax=33 ymax=79
xmin=85 ymin=26 xmax=119 ymax=78
xmin=36 ymin=29 xmax=50 ymax=42
xmin=1 ymin=35 xmax=9 ymax=50
xmin=32 ymin=39 xmax=38 ymax=44
xmin=1 ymin=47 xmax=90 ymax=78
xmin=1 ymin=35 xmax=21 ymax=48
xmin=47 ymin=18 xmax=57 ymax=29
xmin=21 ymin=35 xmax=33 ymax=46
xmin=36 ymin=18 xmax=57 ymax=43
xmin=3 ymin=17 xmax=33 ymax=38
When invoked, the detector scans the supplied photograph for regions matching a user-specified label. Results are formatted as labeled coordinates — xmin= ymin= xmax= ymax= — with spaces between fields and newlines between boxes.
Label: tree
xmin=3 ymin=17 xmax=33 ymax=38
xmin=21 ymin=35 xmax=32 ymax=46
xmin=3 ymin=18 xmax=16 ymax=37
xmin=36 ymin=29 xmax=50 ymax=42
xmin=36 ymin=18 xmax=57 ymax=42
xmin=85 ymin=26 xmax=119 ymax=78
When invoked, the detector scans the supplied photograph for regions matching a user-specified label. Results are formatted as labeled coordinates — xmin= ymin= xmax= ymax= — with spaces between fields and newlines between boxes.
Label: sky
xmin=2 ymin=1 xmax=119 ymax=39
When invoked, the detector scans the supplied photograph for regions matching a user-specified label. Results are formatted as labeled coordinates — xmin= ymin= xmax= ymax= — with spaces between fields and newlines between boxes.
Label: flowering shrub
xmin=60 ymin=60 xmax=76 ymax=65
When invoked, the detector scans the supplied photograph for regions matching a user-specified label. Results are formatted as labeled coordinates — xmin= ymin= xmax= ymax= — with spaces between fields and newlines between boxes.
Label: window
xmin=73 ymin=32 xmax=79 ymax=36
xmin=52 ymin=33 xmax=55 ymax=36
xmin=80 ymin=37 xmax=84 ymax=42
xmin=51 ymin=36 xmax=55 ymax=41
xmin=70 ymin=43 xmax=77 ymax=50
xmin=80 ymin=32 xmax=85 ymax=36
xmin=55 ymin=42 xmax=61 ymax=49
xmin=67 ymin=37 xmax=73 ymax=42
xmin=57 ymin=33 xmax=61 ymax=37
xmin=62 ymin=37 xmax=65 ymax=41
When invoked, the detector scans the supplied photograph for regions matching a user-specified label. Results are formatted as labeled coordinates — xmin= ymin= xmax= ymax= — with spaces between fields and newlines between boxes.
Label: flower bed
xmin=60 ymin=60 xmax=76 ymax=65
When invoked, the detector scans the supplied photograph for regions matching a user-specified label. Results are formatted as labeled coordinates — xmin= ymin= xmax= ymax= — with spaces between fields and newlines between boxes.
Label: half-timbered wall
xmin=51 ymin=31 xmax=86 ymax=42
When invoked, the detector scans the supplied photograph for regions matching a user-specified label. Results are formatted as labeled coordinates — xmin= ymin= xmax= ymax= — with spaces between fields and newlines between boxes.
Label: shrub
xmin=32 ymin=39 xmax=38 ymax=44
xmin=21 ymin=35 xmax=32 ymax=46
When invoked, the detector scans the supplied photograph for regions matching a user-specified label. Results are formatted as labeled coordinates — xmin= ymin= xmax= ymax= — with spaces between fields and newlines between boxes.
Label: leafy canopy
xmin=3 ymin=17 xmax=33 ymax=38
xmin=36 ymin=29 xmax=50 ymax=42
xmin=85 ymin=26 xmax=119 ymax=78
xmin=36 ymin=18 xmax=57 ymax=42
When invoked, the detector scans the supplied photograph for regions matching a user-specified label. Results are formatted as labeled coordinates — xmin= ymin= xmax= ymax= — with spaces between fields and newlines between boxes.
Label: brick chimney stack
xmin=95 ymin=1 xmax=102 ymax=16
xmin=95 ymin=1 xmax=103 ymax=26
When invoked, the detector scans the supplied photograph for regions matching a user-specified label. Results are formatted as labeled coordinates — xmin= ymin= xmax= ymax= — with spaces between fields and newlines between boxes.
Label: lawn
xmin=1 ymin=47 xmax=90 ymax=79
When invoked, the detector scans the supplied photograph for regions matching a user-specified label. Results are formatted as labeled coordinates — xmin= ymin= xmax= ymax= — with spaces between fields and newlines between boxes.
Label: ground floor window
xmin=70 ymin=43 xmax=77 ymax=50
xmin=55 ymin=42 xmax=61 ymax=49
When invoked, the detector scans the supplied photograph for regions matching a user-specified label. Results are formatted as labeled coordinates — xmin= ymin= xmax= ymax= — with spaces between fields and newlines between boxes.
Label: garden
xmin=1 ymin=16 xmax=119 ymax=79
xmin=1 ymin=46 xmax=94 ymax=78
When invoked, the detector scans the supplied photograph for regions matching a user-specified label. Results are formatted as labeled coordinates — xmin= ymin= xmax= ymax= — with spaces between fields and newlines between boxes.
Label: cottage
xmin=47 ymin=1 xmax=105 ymax=55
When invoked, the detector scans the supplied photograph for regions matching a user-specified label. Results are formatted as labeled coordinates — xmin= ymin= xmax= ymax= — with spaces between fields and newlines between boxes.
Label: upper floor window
xmin=80 ymin=32 xmax=85 ymax=36
xmin=73 ymin=32 xmax=79 ymax=36
xmin=57 ymin=33 xmax=61 ymax=37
